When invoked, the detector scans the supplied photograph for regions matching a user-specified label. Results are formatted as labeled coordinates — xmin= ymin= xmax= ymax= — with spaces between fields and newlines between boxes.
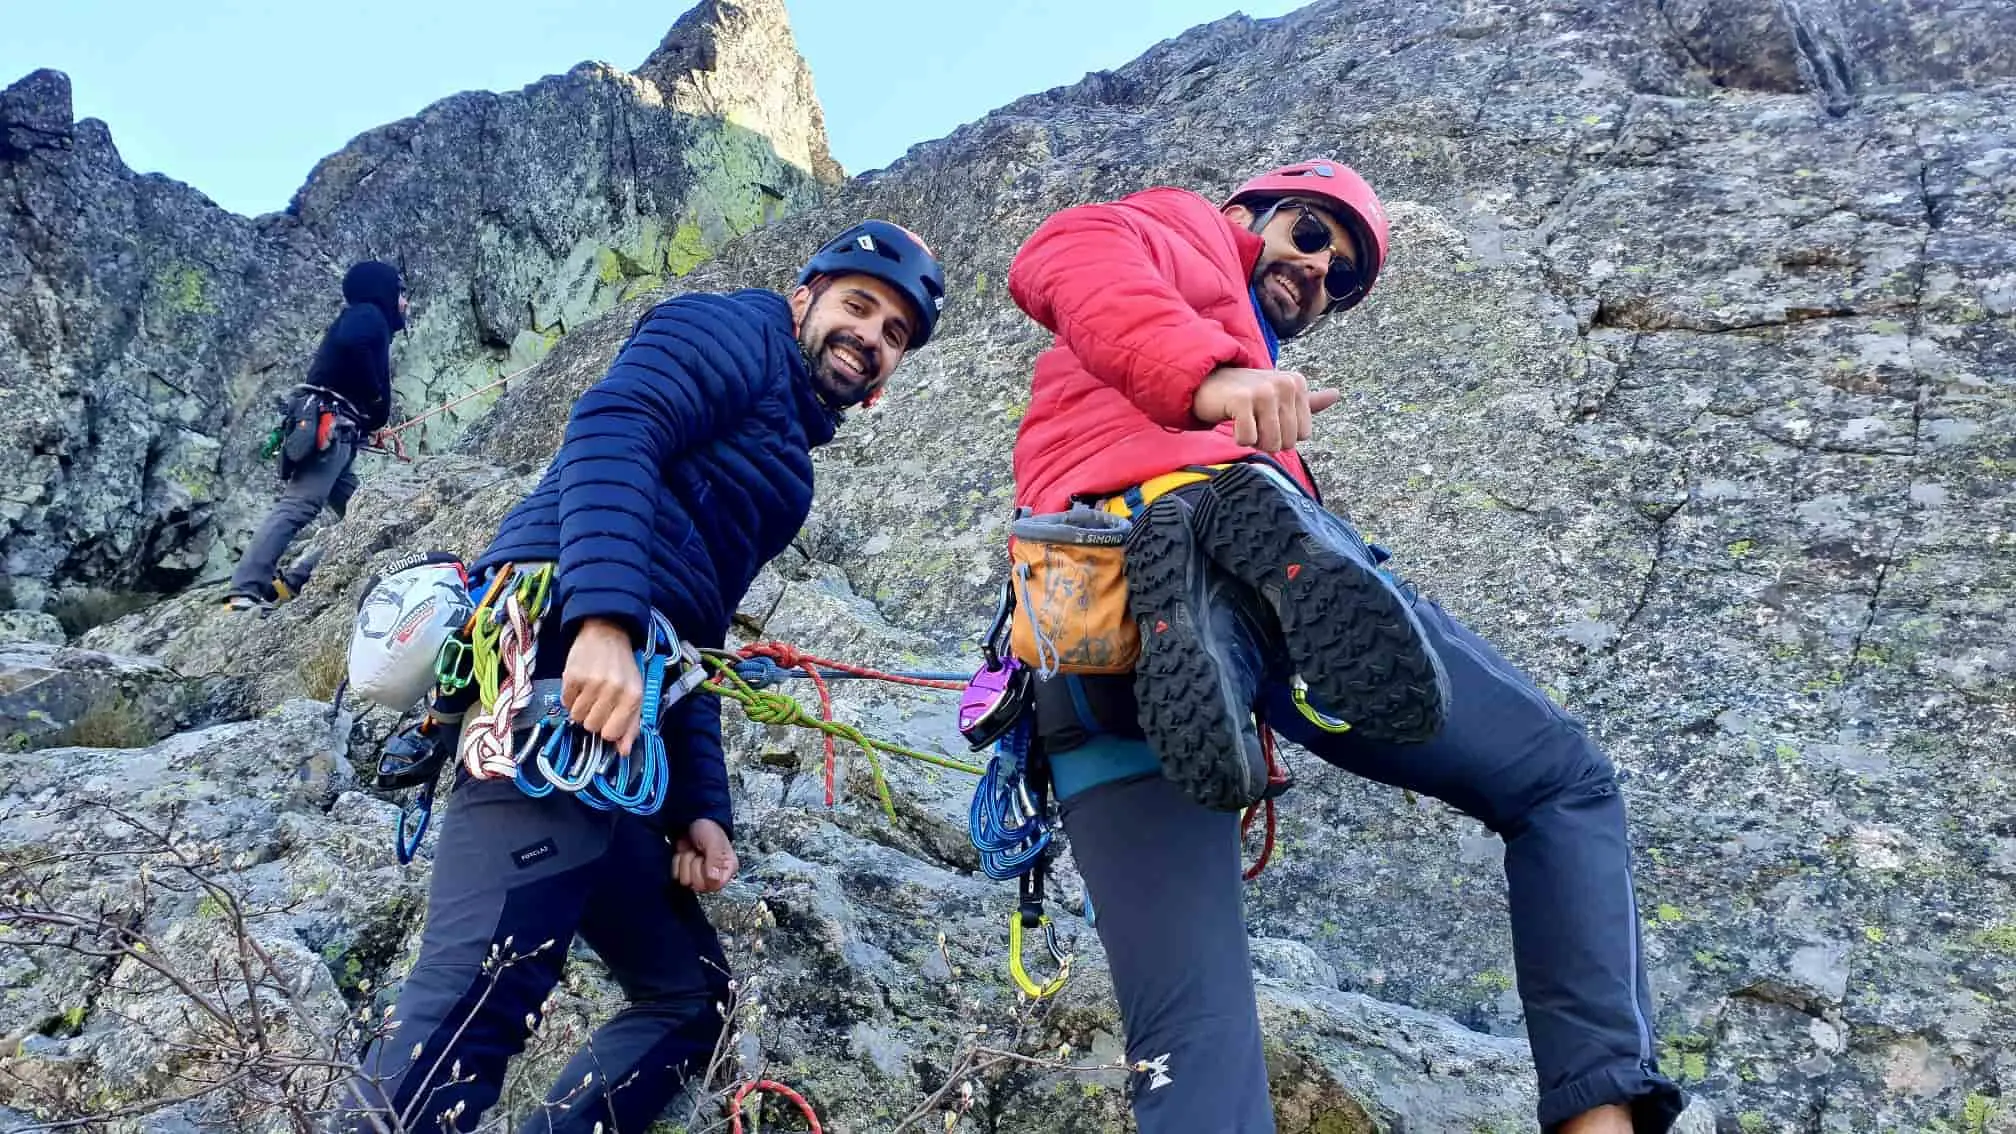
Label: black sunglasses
xmin=1283 ymin=206 xmax=1365 ymax=309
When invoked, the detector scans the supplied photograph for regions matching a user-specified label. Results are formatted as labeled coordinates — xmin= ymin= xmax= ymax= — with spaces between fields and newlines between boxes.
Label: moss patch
xmin=150 ymin=263 xmax=218 ymax=317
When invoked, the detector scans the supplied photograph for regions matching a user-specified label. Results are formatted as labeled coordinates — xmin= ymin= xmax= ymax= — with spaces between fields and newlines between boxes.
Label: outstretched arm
xmin=1007 ymin=199 xmax=1249 ymax=429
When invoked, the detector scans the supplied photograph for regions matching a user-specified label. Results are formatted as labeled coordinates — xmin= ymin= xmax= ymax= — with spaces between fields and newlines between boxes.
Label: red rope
xmin=734 ymin=642 xmax=963 ymax=808
xmin=729 ymin=1079 xmax=823 ymax=1133
xmin=737 ymin=643 xmax=840 ymax=806
xmin=1241 ymin=723 xmax=1286 ymax=882
xmin=739 ymin=641 xmax=966 ymax=690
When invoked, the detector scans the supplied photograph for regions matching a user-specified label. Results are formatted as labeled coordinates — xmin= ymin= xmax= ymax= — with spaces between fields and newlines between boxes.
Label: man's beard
xmin=1253 ymin=260 xmax=1321 ymax=339
xmin=801 ymin=327 xmax=882 ymax=409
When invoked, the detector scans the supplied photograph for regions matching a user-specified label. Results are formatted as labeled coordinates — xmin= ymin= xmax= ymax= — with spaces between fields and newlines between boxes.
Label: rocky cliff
xmin=0 ymin=0 xmax=839 ymax=618
xmin=5 ymin=0 xmax=2016 ymax=1131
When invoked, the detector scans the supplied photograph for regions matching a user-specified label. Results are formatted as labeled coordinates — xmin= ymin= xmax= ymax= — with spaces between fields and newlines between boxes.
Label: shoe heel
xmin=1126 ymin=496 xmax=1269 ymax=811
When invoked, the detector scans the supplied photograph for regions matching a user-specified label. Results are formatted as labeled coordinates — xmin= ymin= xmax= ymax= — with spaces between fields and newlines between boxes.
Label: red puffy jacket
xmin=1006 ymin=186 xmax=1317 ymax=512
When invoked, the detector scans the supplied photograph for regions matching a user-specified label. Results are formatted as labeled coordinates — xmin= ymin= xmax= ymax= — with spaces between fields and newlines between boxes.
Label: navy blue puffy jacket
xmin=473 ymin=289 xmax=840 ymax=838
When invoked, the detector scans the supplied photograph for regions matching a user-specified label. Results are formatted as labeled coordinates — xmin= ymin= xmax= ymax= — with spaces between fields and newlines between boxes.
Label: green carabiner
xmin=435 ymin=636 xmax=476 ymax=693
xmin=511 ymin=563 xmax=554 ymax=621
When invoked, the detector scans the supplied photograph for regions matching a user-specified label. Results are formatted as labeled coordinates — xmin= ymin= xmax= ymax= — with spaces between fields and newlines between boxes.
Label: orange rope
xmin=383 ymin=367 xmax=527 ymax=436
xmin=729 ymin=1079 xmax=823 ymax=1133
xmin=358 ymin=365 xmax=533 ymax=463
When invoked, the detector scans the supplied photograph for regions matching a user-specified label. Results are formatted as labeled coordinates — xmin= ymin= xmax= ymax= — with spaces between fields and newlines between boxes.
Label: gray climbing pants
xmin=334 ymin=777 xmax=728 ymax=1134
xmin=227 ymin=439 xmax=357 ymax=600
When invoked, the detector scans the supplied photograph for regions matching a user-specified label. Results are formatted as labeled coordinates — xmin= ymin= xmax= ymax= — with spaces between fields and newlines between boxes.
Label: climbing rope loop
xmin=728 ymin=1078 xmax=823 ymax=1133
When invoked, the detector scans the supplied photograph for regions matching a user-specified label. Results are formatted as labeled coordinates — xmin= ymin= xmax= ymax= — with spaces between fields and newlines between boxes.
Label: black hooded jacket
xmin=304 ymin=260 xmax=403 ymax=432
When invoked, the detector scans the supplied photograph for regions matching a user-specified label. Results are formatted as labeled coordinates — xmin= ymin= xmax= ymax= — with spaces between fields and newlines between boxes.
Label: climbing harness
xmin=250 ymin=364 xmax=525 ymax=466
xmin=265 ymin=384 xmax=364 ymax=469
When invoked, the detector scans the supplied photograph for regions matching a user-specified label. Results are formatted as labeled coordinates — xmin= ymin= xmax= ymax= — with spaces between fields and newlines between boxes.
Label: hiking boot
xmin=1124 ymin=493 xmax=1278 ymax=812
xmin=222 ymin=592 xmax=272 ymax=614
xmin=1189 ymin=462 xmax=1450 ymax=743
xmin=273 ymin=547 xmax=324 ymax=603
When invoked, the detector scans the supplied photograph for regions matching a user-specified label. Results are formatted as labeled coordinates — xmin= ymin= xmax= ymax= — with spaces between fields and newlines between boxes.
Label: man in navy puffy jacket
xmin=226 ymin=259 xmax=405 ymax=609
xmin=337 ymin=220 xmax=946 ymax=1134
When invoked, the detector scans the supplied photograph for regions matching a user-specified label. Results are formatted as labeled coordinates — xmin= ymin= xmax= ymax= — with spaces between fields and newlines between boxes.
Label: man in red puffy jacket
xmin=1005 ymin=161 xmax=1683 ymax=1133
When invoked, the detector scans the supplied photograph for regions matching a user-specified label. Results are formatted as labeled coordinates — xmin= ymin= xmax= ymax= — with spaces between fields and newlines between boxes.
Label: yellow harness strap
xmin=1096 ymin=464 xmax=1235 ymax=518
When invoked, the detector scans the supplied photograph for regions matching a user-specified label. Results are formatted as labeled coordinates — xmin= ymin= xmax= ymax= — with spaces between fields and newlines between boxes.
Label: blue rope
xmin=731 ymin=656 xmax=970 ymax=689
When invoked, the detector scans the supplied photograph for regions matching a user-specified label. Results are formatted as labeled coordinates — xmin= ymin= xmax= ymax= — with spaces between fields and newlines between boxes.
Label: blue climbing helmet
xmin=796 ymin=220 xmax=947 ymax=348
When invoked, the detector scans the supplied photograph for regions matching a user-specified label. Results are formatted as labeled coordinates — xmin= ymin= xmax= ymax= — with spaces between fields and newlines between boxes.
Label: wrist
xmin=578 ymin=616 xmax=636 ymax=647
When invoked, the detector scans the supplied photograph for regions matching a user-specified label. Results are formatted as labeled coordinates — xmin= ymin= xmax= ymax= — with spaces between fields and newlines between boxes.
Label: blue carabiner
xmin=597 ymin=617 xmax=677 ymax=817
xmin=396 ymin=779 xmax=437 ymax=865
xmin=512 ymin=724 xmax=560 ymax=798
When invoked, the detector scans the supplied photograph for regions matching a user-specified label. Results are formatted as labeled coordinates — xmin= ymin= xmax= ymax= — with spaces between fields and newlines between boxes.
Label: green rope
xmin=700 ymin=655 xmax=984 ymax=821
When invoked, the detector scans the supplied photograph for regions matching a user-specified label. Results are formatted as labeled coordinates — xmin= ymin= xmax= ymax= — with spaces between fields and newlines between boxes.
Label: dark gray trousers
xmin=228 ymin=440 xmax=357 ymax=600
xmin=335 ymin=777 xmax=728 ymax=1134
xmin=1049 ymin=508 xmax=1685 ymax=1132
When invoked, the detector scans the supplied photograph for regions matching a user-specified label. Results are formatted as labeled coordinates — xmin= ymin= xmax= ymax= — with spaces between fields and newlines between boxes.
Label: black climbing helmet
xmin=796 ymin=220 xmax=946 ymax=348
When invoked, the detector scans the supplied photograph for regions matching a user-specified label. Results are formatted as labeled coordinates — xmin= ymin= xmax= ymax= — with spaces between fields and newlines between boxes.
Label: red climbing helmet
xmin=1224 ymin=159 xmax=1390 ymax=312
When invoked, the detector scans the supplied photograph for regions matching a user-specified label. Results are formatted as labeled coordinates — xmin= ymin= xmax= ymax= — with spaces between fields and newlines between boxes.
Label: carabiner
xmin=982 ymin=577 xmax=1016 ymax=668
xmin=536 ymin=725 xmax=605 ymax=792
xmin=1007 ymin=908 xmax=1071 ymax=1000
xmin=511 ymin=563 xmax=554 ymax=621
xmin=396 ymin=779 xmax=437 ymax=865
xmin=434 ymin=636 xmax=476 ymax=693
xmin=1291 ymin=678 xmax=1353 ymax=734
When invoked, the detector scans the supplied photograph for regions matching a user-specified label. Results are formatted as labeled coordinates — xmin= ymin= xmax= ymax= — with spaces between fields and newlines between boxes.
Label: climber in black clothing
xmin=225 ymin=260 xmax=406 ymax=610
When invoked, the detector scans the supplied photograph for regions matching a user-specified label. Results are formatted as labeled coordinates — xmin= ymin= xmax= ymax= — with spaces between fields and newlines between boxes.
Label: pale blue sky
xmin=3 ymin=0 xmax=1305 ymax=218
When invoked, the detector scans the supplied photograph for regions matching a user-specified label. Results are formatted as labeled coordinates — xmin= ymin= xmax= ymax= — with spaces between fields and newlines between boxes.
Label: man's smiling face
xmin=1227 ymin=198 xmax=1360 ymax=339
xmin=791 ymin=274 xmax=918 ymax=409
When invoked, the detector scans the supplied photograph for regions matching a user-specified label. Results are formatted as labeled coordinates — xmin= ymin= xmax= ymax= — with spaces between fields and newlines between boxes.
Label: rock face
xmin=0 ymin=0 xmax=839 ymax=615
xmin=7 ymin=0 xmax=2016 ymax=1131
xmin=0 ymin=642 xmax=248 ymax=754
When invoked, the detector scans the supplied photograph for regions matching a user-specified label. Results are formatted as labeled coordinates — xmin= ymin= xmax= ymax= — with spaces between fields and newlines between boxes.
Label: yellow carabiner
xmin=1291 ymin=680 xmax=1353 ymax=735
xmin=1007 ymin=910 xmax=1071 ymax=1000
xmin=512 ymin=563 xmax=554 ymax=621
